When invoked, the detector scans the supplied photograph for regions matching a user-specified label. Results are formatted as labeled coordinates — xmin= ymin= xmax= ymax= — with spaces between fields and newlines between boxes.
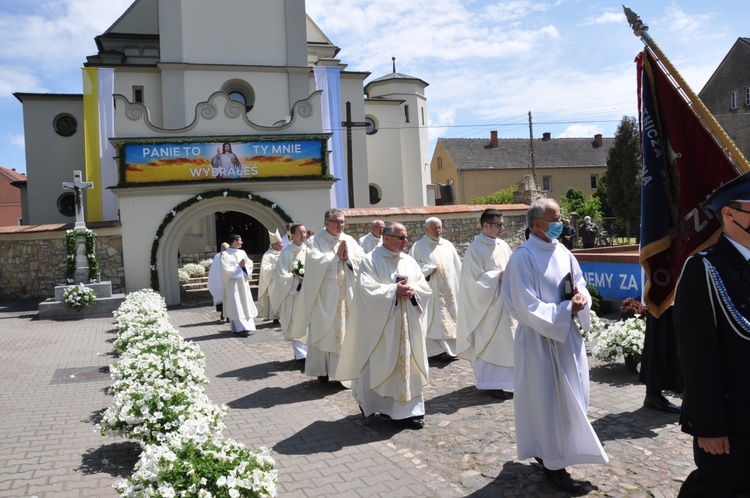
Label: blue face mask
xmin=544 ymin=221 xmax=563 ymax=240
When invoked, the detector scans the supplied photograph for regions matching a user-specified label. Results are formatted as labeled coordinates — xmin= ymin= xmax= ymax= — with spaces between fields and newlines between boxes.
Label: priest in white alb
xmin=207 ymin=242 xmax=229 ymax=322
xmin=220 ymin=234 xmax=257 ymax=336
xmin=302 ymin=209 xmax=365 ymax=384
xmin=256 ymin=229 xmax=283 ymax=322
xmin=337 ymin=222 xmax=432 ymax=429
xmin=408 ymin=217 xmax=461 ymax=359
xmin=358 ymin=219 xmax=384 ymax=253
xmin=456 ymin=208 xmax=515 ymax=400
xmin=501 ymin=199 xmax=607 ymax=494
xmin=269 ymin=223 xmax=309 ymax=361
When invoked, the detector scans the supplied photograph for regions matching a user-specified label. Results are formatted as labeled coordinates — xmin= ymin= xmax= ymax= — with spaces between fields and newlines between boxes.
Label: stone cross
xmin=62 ymin=170 xmax=94 ymax=229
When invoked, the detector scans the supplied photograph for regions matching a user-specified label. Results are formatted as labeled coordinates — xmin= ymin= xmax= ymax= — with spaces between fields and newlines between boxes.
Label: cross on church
xmin=62 ymin=170 xmax=94 ymax=229
xmin=341 ymin=101 xmax=369 ymax=208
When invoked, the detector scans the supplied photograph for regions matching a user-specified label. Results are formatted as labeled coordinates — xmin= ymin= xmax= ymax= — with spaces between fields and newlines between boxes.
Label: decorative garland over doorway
xmin=150 ymin=189 xmax=293 ymax=291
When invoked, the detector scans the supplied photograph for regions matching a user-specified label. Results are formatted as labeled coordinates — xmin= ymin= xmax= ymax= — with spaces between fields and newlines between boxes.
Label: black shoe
xmin=490 ymin=389 xmax=514 ymax=400
xmin=402 ymin=416 xmax=424 ymax=430
xmin=273 ymin=319 xmax=280 ymax=324
xmin=235 ymin=330 xmax=249 ymax=337
xmin=317 ymin=375 xmax=329 ymax=385
xmin=543 ymin=467 xmax=584 ymax=494
xmin=437 ymin=352 xmax=458 ymax=362
xmin=644 ymin=394 xmax=681 ymax=413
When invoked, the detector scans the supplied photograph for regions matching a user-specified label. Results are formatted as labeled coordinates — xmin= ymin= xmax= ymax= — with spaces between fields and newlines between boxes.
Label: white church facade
xmin=14 ymin=0 xmax=430 ymax=305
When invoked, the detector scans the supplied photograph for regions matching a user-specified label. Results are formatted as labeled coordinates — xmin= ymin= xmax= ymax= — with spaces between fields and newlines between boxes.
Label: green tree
xmin=468 ymin=184 xmax=517 ymax=205
xmin=593 ymin=172 xmax=614 ymax=218
xmin=559 ymin=188 xmax=602 ymax=222
xmin=605 ymin=116 xmax=641 ymax=229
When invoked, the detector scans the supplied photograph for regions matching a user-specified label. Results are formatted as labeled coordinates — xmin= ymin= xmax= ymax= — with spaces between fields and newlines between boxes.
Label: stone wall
xmin=342 ymin=204 xmax=529 ymax=258
xmin=0 ymin=222 xmax=125 ymax=300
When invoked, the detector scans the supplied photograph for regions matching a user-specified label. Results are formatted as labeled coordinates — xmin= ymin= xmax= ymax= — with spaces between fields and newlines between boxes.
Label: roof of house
xmin=438 ymin=136 xmax=615 ymax=171
xmin=0 ymin=166 xmax=27 ymax=182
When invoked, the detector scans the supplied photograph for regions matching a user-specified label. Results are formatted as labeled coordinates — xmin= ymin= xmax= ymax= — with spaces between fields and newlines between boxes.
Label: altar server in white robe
xmin=501 ymin=199 xmax=607 ymax=494
xmin=408 ymin=217 xmax=461 ymax=359
xmin=220 ymin=234 xmax=257 ymax=336
xmin=256 ymin=229 xmax=283 ymax=322
xmin=456 ymin=209 xmax=515 ymax=400
xmin=207 ymin=242 xmax=229 ymax=321
xmin=338 ymin=222 xmax=432 ymax=429
xmin=269 ymin=223 xmax=309 ymax=360
xmin=358 ymin=219 xmax=384 ymax=253
xmin=302 ymin=209 xmax=365 ymax=384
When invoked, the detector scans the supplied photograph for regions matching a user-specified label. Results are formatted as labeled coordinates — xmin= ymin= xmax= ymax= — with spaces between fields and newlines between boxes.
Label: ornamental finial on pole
xmin=623 ymin=6 xmax=648 ymax=38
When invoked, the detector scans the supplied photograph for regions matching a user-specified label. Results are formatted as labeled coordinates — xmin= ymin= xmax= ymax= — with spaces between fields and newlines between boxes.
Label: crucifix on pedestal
xmin=62 ymin=170 xmax=94 ymax=229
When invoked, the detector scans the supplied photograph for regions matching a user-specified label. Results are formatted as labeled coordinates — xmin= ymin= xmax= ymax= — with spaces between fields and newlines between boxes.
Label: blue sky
xmin=0 ymin=0 xmax=746 ymax=174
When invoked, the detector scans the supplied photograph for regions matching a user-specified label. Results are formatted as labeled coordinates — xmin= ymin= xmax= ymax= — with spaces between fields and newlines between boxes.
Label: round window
xmin=57 ymin=192 xmax=76 ymax=217
xmin=369 ymin=184 xmax=382 ymax=205
xmin=53 ymin=114 xmax=78 ymax=137
xmin=365 ymin=116 xmax=378 ymax=135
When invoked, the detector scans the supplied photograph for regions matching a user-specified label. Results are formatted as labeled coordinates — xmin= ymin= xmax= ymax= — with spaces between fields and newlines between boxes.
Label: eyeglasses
xmin=326 ymin=219 xmax=345 ymax=225
xmin=486 ymin=221 xmax=504 ymax=227
xmin=385 ymin=234 xmax=409 ymax=241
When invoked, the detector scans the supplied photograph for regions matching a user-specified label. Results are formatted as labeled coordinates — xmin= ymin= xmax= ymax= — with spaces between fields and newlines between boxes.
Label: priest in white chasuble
xmin=337 ymin=222 xmax=432 ymax=429
xmin=358 ymin=219 xmax=384 ymax=253
xmin=501 ymin=199 xmax=607 ymax=494
xmin=456 ymin=209 xmax=515 ymax=400
xmin=302 ymin=209 xmax=365 ymax=384
xmin=256 ymin=229 xmax=283 ymax=322
xmin=269 ymin=223 xmax=309 ymax=361
xmin=408 ymin=217 xmax=462 ymax=359
xmin=220 ymin=234 xmax=257 ymax=336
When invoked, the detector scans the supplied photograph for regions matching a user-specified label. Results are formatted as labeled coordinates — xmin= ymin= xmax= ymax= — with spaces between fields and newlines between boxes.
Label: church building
xmin=13 ymin=0 xmax=430 ymax=305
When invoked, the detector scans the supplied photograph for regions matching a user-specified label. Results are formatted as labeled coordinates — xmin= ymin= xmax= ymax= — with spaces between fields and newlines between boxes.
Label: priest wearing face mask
xmin=501 ymin=198 xmax=607 ymax=494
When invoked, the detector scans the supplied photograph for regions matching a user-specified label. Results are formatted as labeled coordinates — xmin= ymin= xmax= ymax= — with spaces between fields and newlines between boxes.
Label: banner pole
xmin=624 ymin=6 xmax=750 ymax=174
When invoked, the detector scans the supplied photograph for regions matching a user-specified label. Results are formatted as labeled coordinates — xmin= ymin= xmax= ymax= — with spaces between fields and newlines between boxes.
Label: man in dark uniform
xmin=674 ymin=171 xmax=750 ymax=497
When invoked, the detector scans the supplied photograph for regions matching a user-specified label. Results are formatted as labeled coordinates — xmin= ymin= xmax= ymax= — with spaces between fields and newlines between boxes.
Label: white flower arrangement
xmin=105 ymin=288 xmax=277 ymax=497
xmin=592 ymin=314 xmax=646 ymax=363
xmin=63 ymin=283 xmax=97 ymax=311
xmin=580 ymin=309 xmax=607 ymax=342
xmin=291 ymin=259 xmax=304 ymax=278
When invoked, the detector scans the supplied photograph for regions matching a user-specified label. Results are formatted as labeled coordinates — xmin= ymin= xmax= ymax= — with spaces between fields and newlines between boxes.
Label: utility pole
xmin=528 ymin=111 xmax=537 ymax=182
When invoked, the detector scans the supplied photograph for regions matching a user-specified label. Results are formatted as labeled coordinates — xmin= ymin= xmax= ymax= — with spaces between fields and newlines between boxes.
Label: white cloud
xmin=9 ymin=133 xmax=24 ymax=150
xmin=557 ymin=124 xmax=602 ymax=138
xmin=0 ymin=65 xmax=47 ymax=98
xmin=582 ymin=11 xmax=625 ymax=26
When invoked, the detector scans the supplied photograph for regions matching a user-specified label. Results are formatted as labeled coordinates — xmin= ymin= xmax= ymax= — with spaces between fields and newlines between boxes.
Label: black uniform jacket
xmin=674 ymin=234 xmax=750 ymax=445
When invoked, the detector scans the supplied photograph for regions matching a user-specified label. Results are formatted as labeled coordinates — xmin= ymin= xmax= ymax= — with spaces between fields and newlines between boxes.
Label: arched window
xmin=369 ymin=184 xmax=382 ymax=205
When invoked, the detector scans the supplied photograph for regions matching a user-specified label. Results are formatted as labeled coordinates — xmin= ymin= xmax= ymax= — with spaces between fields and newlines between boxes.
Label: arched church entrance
xmin=215 ymin=211 xmax=269 ymax=259
xmin=155 ymin=194 xmax=290 ymax=306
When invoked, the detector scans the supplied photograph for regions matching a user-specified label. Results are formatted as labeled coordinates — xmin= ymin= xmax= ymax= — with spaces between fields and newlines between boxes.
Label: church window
xmin=745 ymin=87 xmax=750 ymax=107
xmin=133 ymin=86 xmax=144 ymax=103
xmin=730 ymin=90 xmax=738 ymax=110
xmin=421 ymin=107 xmax=425 ymax=125
xmin=365 ymin=116 xmax=378 ymax=135
xmin=57 ymin=192 xmax=75 ymax=217
xmin=369 ymin=184 xmax=382 ymax=205
xmin=404 ymin=105 xmax=410 ymax=123
xmin=221 ymin=79 xmax=255 ymax=113
xmin=437 ymin=157 xmax=443 ymax=170
xmin=53 ymin=114 xmax=77 ymax=137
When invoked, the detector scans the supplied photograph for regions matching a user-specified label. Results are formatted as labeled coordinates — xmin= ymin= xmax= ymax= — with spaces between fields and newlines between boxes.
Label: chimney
xmin=490 ymin=130 xmax=498 ymax=148
xmin=542 ymin=132 xmax=551 ymax=141
xmin=593 ymin=133 xmax=603 ymax=148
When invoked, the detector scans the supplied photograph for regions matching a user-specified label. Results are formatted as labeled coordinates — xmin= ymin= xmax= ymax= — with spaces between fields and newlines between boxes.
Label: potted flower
xmin=592 ymin=314 xmax=646 ymax=372
xmin=63 ymin=283 xmax=97 ymax=311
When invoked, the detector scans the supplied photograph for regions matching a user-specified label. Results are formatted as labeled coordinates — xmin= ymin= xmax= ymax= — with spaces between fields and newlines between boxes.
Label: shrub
xmin=181 ymin=263 xmax=206 ymax=278
xmin=178 ymin=270 xmax=190 ymax=285
xmin=587 ymin=285 xmax=612 ymax=314
xmin=620 ymin=297 xmax=647 ymax=319
xmin=199 ymin=258 xmax=213 ymax=272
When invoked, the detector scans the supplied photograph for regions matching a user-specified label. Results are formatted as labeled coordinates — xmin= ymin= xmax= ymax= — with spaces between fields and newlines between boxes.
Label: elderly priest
xmin=337 ymin=222 xmax=432 ymax=429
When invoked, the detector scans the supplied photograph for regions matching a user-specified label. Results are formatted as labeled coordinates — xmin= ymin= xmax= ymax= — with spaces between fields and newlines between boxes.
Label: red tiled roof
xmin=342 ymin=204 xmax=529 ymax=217
xmin=0 ymin=166 xmax=27 ymax=182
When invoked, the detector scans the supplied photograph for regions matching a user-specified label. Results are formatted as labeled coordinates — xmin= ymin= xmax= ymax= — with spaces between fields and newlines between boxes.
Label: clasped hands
xmin=336 ymin=241 xmax=348 ymax=262
xmin=396 ymin=280 xmax=415 ymax=300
